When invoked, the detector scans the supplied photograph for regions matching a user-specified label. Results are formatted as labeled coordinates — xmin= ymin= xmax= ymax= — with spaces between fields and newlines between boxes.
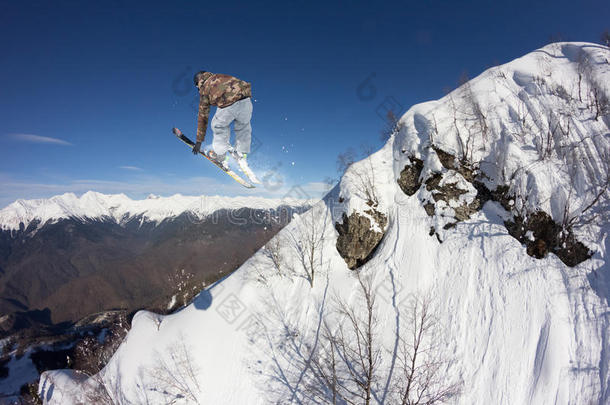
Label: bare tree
xmin=337 ymin=147 xmax=358 ymax=175
xmin=322 ymin=147 xmax=360 ymax=188
xmin=429 ymin=114 xmax=440 ymax=145
xmin=535 ymin=110 xmax=570 ymax=160
xmin=508 ymin=96 xmax=535 ymax=144
xmin=147 ymin=337 xmax=203 ymax=404
xmin=270 ymin=272 xmax=381 ymax=405
xmin=392 ymin=295 xmax=461 ymax=405
xmin=578 ymin=54 xmax=610 ymax=121
xmin=335 ymin=144 xmax=381 ymax=208
xmin=576 ymin=51 xmax=589 ymax=102
xmin=83 ymin=372 xmax=119 ymax=405
xmin=262 ymin=235 xmax=285 ymax=277
xmin=288 ymin=210 xmax=326 ymax=287
xmin=82 ymin=336 xmax=203 ymax=404
xmin=351 ymin=156 xmax=380 ymax=208
xmin=447 ymin=94 xmax=466 ymax=162
xmin=445 ymin=79 xmax=485 ymax=165
xmin=82 ymin=362 xmax=131 ymax=405
xmin=462 ymin=77 xmax=489 ymax=155
xmin=380 ymin=110 xmax=401 ymax=142
xmin=299 ymin=275 xmax=461 ymax=405
xmin=331 ymin=273 xmax=381 ymax=405
xmin=590 ymin=84 xmax=610 ymax=121
xmin=561 ymin=169 xmax=610 ymax=232
xmin=305 ymin=320 xmax=342 ymax=404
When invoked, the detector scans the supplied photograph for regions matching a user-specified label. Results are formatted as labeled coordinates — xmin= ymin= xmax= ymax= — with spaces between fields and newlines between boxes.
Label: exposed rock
xmin=424 ymin=173 xmax=443 ymax=191
xmin=424 ymin=171 xmax=480 ymax=223
xmin=397 ymin=157 xmax=424 ymax=196
xmin=416 ymin=150 xmax=506 ymax=227
xmin=364 ymin=209 xmax=387 ymax=230
xmin=423 ymin=202 xmax=436 ymax=216
xmin=429 ymin=179 xmax=467 ymax=202
xmin=335 ymin=210 xmax=387 ymax=270
xmin=527 ymin=238 xmax=547 ymax=259
xmin=454 ymin=199 xmax=482 ymax=221
xmin=505 ymin=211 xmax=591 ymax=267
xmin=399 ymin=147 xmax=592 ymax=267
xmin=433 ymin=146 xmax=476 ymax=182
xmin=433 ymin=147 xmax=458 ymax=170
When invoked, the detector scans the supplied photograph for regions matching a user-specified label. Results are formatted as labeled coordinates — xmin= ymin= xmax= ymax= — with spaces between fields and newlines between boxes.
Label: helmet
xmin=193 ymin=70 xmax=207 ymax=86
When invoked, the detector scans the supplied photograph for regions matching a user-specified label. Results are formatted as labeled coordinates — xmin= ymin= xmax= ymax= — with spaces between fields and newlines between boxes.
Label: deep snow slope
xmin=39 ymin=43 xmax=609 ymax=404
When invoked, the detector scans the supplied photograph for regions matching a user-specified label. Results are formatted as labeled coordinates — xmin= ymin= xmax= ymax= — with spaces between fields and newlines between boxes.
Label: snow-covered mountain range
xmin=0 ymin=191 xmax=314 ymax=330
xmin=39 ymin=42 xmax=609 ymax=404
xmin=0 ymin=191 xmax=314 ymax=232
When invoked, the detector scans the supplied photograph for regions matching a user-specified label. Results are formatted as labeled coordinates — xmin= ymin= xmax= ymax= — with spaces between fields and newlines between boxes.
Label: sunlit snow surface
xmin=40 ymin=42 xmax=609 ymax=404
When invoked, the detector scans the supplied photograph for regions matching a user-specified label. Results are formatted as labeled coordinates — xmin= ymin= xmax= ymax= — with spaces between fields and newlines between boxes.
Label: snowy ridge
xmin=393 ymin=42 xmax=609 ymax=250
xmin=39 ymin=42 xmax=609 ymax=404
xmin=0 ymin=191 xmax=315 ymax=231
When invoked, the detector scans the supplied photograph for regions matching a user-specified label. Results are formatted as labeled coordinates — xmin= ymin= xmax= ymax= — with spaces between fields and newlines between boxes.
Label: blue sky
xmin=1 ymin=0 xmax=608 ymax=207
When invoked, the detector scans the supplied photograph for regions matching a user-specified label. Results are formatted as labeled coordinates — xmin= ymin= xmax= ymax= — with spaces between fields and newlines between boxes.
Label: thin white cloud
xmin=9 ymin=133 xmax=73 ymax=146
xmin=119 ymin=166 xmax=144 ymax=171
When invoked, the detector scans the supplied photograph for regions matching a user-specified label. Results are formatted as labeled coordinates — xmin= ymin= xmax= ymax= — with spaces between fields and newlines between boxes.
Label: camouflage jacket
xmin=196 ymin=72 xmax=252 ymax=142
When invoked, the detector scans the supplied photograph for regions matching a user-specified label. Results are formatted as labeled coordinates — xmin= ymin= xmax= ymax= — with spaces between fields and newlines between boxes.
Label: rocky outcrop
xmin=397 ymin=157 xmax=423 ymax=196
xmin=397 ymin=148 xmax=484 ymax=231
xmin=335 ymin=209 xmax=387 ymax=270
xmin=505 ymin=211 xmax=591 ymax=267
xmin=398 ymin=147 xmax=592 ymax=267
xmin=422 ymin=170 xmax=482 ymax=230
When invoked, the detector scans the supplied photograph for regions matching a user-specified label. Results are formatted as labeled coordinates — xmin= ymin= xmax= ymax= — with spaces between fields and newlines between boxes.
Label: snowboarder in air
xmin=192 ymin=70 xmax=258 ymax=182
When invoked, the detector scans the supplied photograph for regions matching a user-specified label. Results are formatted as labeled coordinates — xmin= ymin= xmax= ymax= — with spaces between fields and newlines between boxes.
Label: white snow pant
xmin=211 ymin=97 xmax=253 ymax=155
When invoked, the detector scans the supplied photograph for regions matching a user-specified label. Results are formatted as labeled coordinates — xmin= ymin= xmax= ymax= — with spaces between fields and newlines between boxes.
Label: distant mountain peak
xmin=0 ymin=191 xmax=314 ymax=232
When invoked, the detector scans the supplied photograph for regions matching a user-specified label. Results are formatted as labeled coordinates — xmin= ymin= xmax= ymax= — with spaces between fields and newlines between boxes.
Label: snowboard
xmin=171 ymin=127 xmax=255 ymax=189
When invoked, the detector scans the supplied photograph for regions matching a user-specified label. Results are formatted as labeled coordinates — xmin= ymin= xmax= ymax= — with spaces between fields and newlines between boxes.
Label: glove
xmin=192 ymin=141 xmax=202 ymax=155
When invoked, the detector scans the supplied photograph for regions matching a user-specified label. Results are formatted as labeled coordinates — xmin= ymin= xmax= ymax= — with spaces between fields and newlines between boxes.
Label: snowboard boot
xmin=207 ymin=149 xmax=230 ymax=170
xmin=231 ymin=151 xmax=261 ymax=184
